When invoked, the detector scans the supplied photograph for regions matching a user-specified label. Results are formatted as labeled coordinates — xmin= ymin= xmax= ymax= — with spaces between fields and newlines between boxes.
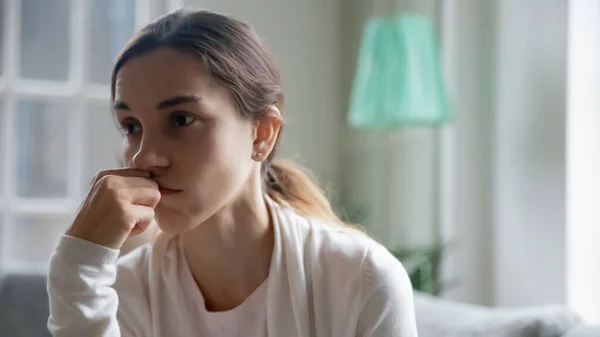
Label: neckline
xmin=177 ymin=234 xmax=270 ymax=316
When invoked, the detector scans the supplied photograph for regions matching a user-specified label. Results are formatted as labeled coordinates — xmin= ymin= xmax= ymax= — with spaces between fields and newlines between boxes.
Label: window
xmin=0 ymin=0 xmax=180 ymax=274
xmin=566 ymin=0 xmax=600 ymax=323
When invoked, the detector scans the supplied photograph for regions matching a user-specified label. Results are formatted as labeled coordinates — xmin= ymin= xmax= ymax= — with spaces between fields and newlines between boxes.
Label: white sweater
xmin=47 ymin=198 xmax=418 ymax=337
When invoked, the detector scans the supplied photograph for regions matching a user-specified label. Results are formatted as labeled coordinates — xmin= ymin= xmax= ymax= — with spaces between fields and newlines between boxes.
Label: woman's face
xmin=113 ymin=48 xmax=258 ymax=233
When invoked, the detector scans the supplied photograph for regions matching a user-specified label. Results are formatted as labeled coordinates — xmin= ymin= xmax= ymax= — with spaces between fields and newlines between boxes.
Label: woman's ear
xmin=252 ymin=105 xmax=282 ymax=161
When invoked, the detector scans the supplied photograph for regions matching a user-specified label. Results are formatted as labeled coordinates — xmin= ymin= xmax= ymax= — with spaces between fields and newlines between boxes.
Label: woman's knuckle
xmin=118 ymin=205 xmax=135 ymax=225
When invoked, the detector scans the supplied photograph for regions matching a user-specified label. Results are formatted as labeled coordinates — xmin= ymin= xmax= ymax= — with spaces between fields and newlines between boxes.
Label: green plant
xmin=391 ymin=244 xmax=447 ymax=296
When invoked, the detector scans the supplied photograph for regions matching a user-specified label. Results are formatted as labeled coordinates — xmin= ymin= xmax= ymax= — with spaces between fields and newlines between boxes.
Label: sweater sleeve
xmin=47 ymin=235 xmax=135 ymax=337
xmin=355 ymin=243 xmax=419 ymax=337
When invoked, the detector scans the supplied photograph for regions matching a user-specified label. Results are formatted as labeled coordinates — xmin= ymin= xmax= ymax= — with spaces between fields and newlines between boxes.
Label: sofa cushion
xmin=563 ymin=325 xmax=600 ymax=337
xmin=415 ymin=292 xmax=582 ymax=337
xmin=0 ymin=274 xmax=51 ymax=337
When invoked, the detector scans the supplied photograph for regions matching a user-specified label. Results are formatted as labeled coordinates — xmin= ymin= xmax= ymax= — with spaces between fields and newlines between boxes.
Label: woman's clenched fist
xmin=66 ymin=168 xmax=161 ymax=250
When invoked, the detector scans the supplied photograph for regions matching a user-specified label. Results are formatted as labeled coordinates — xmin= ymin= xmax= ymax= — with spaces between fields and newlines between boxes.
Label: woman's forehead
xmin=114 ymin=49 xmax=221 ymax=106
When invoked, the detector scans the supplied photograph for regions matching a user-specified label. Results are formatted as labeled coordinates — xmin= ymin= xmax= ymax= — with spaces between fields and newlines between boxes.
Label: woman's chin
xmin=154 ymin=218 xmax=186 ymax=234
xmin=154 ymin=211 xmax=190 ymax=234
xmin=154 ymin=210 xmax=206 ymax=234
xmin=154 ymin=201 xmax=215 ymax=234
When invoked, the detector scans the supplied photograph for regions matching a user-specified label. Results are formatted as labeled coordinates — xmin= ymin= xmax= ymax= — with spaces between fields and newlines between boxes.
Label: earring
xmin=254 ymin=152 xmax=264 ymax=161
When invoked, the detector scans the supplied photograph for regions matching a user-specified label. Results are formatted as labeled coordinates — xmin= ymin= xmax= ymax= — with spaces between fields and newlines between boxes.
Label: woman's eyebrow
xmin=157 ymin=95 xmax=203 ymax=110
xmin=112 ymin=95 xmax=203 ymax=111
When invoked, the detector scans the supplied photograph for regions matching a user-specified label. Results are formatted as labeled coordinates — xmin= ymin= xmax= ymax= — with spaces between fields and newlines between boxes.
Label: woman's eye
xmin=120 ymin=120 xmax=141 ymax=135
xmin=172 ymin=114 xmax=195 ymax=127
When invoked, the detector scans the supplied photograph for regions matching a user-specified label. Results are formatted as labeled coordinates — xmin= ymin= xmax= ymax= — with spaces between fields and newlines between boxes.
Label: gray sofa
xmin=414 ymin=291 xmax=600 ymax=337
xmin=0 ymin=274 xmax=50 ymax=337
xmin=0 ymin=274 xmax=598 ymax=337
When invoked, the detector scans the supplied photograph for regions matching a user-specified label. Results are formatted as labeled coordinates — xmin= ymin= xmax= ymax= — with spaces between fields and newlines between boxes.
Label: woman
xmin=47 ymin=9 xmax=417 ymax=337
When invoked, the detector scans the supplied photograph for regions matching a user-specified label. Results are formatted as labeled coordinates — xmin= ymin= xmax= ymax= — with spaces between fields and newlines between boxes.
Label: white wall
xmin=183 ymin=0 xmax=345 ymax=186
xmin=491 ymin=1 xmax=600 ymax=322
xmin=437 ymin=0 xmax=574 ymax=308
xmin=441 ymin=0 xmax=571 ymax=308
xmin=492 ymin=0 xmax=568 ymax=307
xmin=440 ymin=0 xmax=495 ymax=305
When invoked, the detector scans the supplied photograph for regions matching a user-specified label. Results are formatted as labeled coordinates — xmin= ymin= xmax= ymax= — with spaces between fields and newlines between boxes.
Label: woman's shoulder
xmin=283 ymin=210 xmax=415 ymax=328
xmin=283 ymin=208 xmax=378 ymax=254
xmin=282 ymin=208 xmax=409 ymax=292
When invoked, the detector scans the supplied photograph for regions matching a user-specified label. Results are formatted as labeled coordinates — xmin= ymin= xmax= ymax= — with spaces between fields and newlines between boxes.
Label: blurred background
xmin=0 ymin=0 xmax=599 ymax=335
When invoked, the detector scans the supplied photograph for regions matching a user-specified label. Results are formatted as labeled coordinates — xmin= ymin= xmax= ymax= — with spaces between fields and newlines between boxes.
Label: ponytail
xmin=264 ymin=159 xmax=361 ymax=232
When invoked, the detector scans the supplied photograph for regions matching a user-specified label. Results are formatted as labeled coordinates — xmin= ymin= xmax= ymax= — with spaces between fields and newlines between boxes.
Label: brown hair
xmin=111 ymin=9 xmax=353 ymax=228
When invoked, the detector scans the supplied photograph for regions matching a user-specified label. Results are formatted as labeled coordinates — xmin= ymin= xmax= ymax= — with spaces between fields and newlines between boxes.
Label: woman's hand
xmin=66 ymin=168 xmax=161 ymax=250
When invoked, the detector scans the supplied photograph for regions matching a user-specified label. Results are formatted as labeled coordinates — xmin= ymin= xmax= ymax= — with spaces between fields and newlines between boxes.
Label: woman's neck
xmin=181 ymin=185 xmax=274 ymax=312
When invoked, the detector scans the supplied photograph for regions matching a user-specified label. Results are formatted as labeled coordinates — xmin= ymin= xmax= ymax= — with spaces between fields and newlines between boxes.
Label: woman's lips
xmin=157 ymin=185 xmax=182 ymax=196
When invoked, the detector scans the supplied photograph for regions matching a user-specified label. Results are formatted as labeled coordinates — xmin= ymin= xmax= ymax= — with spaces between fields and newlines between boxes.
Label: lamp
xmin=348 ymin=14 xmax=451 ymax=128
xmin=347 ymin=13 xmax=452 ymax=295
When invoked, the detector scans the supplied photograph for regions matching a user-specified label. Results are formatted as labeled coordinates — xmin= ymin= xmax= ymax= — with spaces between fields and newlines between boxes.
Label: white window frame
xmin=566 ymin=0 xmax=600 ymax=324
xmin=0 ymin=0 xmax=183 ymax=275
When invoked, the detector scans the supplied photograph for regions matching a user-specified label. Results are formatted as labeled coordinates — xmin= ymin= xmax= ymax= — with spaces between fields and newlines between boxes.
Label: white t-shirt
xmin=176 ymin=235 xmax=268 ymax=337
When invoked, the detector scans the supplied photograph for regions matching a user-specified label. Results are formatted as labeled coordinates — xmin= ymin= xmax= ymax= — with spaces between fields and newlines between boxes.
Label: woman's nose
xmin=131 ymin=137 xmax=169 ymax=170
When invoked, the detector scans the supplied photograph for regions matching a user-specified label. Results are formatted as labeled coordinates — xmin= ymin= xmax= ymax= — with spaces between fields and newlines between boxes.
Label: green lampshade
xmin=348 ymin=14 xmax=451 ymax=129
